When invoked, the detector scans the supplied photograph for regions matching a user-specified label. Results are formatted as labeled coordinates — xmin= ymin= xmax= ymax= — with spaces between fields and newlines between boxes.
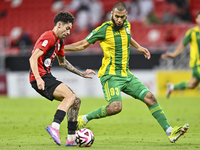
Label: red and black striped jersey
xmin=29 ymin=30 xmax=65 ymax=82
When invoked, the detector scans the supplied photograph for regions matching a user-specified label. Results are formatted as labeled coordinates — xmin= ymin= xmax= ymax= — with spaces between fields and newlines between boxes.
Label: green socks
xmin=149 ymin=103 xmax=170 ymax=131
xmin=174 ymin=81 xmax=188 ymax=90
xmin=86 ymin=106 xmax=109 ymax=121
xmin=85 ymin=103 xmax=171 ymax=132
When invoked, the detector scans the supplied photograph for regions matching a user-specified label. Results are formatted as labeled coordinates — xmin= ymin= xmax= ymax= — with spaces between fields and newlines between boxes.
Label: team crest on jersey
xmin=58 ymin=44 xmax=60 ymax=51
xmin=44 ymin=58 xmax=51 ymax=67
xmin=126 ymin=28 xmax=130 ymax=34
xmin=42 ymin=40 xmax=48 ymax=47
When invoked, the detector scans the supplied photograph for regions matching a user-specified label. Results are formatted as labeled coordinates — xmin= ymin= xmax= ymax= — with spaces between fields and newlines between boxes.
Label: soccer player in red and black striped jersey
xmin=29 ymin=11 xmax=96 ymax=146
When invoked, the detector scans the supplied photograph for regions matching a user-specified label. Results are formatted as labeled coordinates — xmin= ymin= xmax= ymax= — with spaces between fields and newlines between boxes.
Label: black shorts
xmin=30 ymin=73 xmax=62 ymax=101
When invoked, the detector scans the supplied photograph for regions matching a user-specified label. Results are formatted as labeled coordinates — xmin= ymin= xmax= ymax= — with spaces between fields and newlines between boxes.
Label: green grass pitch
xmin=0 ymin=96 xmax=200 ymax=150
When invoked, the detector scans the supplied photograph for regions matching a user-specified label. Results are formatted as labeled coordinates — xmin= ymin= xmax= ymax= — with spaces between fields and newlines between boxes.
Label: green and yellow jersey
xmin=183 ymin=26 xmax=200 ymax=68
xmin=86 ymin=20 xmax=132 ymax=77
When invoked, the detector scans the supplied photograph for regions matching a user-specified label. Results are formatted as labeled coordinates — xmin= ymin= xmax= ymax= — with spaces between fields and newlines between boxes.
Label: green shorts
xmin=192 ymin=66 xmax=200 ymax=82
xmin=100 ymin=75 xmax=150 ymax=103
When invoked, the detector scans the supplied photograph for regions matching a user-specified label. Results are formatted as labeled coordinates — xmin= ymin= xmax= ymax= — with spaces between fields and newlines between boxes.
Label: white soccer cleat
xmin=166 ymin=83 xmax=173 ymax=98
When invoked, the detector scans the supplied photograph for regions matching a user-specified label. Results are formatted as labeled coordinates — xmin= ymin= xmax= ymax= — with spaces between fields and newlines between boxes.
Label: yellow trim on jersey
xmin=108 ymin=27 xmax=116 ymax=75
xmin=99 ymin=25 xmax=116 ymax=77
xmin=121 ymin=24 xmax=130 ymax=76
xmin=104 ymin=81 xmax=111 ymax=101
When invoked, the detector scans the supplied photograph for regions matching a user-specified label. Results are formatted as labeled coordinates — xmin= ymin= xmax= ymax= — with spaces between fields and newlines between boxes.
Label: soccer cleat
xmin=77 ymin=115 xmax=87 ymax=130
xmin=65 ymin=139 xmax=77 ymax=146
xmin=168 ymin=124 xmax=189 ymax=143
xmin=166 ymin=83 xmax=173 ymax=98
xmin=46 ymin=125 xmax=61 ymax=146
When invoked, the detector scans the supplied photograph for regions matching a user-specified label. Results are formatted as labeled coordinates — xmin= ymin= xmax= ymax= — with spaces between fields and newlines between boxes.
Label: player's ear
xmin=57 ymin=21 xmax=62 ymax=28
xmin=111 ymin=11 xmax=113 ymax=17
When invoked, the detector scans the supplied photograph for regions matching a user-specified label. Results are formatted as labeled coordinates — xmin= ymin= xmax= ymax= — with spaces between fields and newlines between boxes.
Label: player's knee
xmin=63 ymin=93 xmax=76 ymax=103
xmin=107 ymin=101 xmax=122 ymax=115
xmin=188 ymin=84 xmax=196 ymax=89
xmin=71 ymin=94 xmax=76 ymax=102
xmin=143 ymin=92 xmax=157 ymax=107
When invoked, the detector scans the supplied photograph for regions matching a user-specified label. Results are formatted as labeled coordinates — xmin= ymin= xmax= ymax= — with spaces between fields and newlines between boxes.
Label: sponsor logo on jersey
xmin=126 ymin=28 xmax=130 ymax=34
xmin=44 ymin=58 xmax=51 ymax=67
xmin=42 ymin=40 xmax=48 ymax=47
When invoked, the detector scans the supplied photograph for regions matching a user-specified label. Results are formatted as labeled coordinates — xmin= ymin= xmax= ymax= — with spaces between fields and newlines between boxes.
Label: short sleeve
xmin=35 ymin=32 xmax=55 ymax=53
xmin=182 ymin=29 xmax=192 ymax=46
xmin=86 ymin=24 xmax=108 ymax=44
xmin=57 ymin=39 xmax=65 ymax=57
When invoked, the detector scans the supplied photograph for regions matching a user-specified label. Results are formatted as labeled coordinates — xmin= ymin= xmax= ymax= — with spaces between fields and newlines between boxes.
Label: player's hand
xmin=36 ymin=77 xmax=45 ymax=90
xmin=83 ymin=69 xmax=96 ymax=79
xmin=137 ymin=46 xmax=151 ymax=59
xmin=161 ymin=53 xmax=175 ymax=59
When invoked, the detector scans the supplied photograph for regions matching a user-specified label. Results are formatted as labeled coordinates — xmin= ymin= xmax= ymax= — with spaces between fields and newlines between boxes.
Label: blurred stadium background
xmin=0 ymin=0 xmax=200 ymax=98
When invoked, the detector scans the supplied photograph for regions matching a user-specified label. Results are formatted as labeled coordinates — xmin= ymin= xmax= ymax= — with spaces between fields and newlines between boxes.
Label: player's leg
xmin=46 ymin=83 xmax=76 ymax=146
xmin=78 ymin=101 xmax=122 ymax=129
xmin=187 ymin=76 xmax=199 ymax=88
xmin=144 ymin=92 xmax=189 ymax=143
xmin=167 ymin=77 xmax=198 ymax=98
xmin=85 ymin=101 xmax=122 ymax=120
xmin=166 ymin=67 xmax=200 ymax=98
xmin=65 ymin=87 xmax=81 ymax=146
xmin=143 ymin=92 xmax=172 ymax=133
xmin=54 ymin=83 xmax=81 ymax=146
xmin=77 ymin=75 xmax=124 ymax=129
xmin=124 ymin=74 xmax=189 ymax=143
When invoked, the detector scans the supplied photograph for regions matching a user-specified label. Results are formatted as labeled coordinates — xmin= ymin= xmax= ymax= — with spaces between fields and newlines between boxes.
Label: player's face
xmin=196 ymin=14 xmax=200 ymax=26
xmin=58 ymin=22 xmax=73 ymax=39
xmin=111 ymin=8 xmax=127 ymax=30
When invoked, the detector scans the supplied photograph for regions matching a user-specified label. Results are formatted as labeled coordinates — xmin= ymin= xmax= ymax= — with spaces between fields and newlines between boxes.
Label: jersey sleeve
xmin=35 ymin=32 xmax=55 ymax=53
xmin=86 ymin=24 xmax=107 ymax=44
xmin=57 ymin=39 xmax=65 ymax=57
xmin=182 ymin=29 xmax=192 ymax=46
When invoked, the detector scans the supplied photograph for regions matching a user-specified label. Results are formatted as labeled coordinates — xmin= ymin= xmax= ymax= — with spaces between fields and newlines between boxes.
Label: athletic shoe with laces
xmin=77 ymin=115 xmax=87 ymax=130
xmin=168 ymin=123 xmax=189 ymax=143
xmin=46 ymin=125 xmax=61 ymax=146
xmin=166 ymin=83 xmax=173 ymax=98
xmin=65 ymin=139 xmax=77 ymax=146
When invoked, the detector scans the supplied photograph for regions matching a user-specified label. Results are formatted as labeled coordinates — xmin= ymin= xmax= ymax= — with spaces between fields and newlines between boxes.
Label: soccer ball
xmin=75 ymin=128 xmax=95 ymax=147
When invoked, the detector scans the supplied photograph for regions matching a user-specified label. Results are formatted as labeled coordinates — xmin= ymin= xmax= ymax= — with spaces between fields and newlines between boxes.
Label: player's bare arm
xmin=29 ymin=48 xmax=45 ymax=90
xmin=64 ymin=39 xmax=91 ymax=51
xmin=57 ymin=55 xmax=96 ymax=78
xmin=130 ymin=37 xmax=151 ymax=59
xmin=161 ymin=43 xmax=185 ymax=59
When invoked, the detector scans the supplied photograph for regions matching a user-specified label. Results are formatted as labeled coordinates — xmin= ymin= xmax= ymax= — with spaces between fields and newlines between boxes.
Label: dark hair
xmin=54 ymin=11 xmax=75 ymax=26
xmin=112 ymin=2 xmax=127 ymax=12
xmin=196 ymin=11 xmax=200 ymax=18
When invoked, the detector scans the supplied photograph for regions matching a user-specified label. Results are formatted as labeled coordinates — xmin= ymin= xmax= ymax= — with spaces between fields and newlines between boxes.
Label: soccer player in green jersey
xmin=162 ymin=11 xmax=200 ymax=98
xmin=64 ymin=2 xmax=189 ymax=143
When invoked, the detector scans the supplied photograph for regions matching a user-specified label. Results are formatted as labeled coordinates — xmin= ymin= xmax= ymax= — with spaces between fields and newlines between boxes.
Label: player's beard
xmin=111 ymin=16 xmax=125 ymax=31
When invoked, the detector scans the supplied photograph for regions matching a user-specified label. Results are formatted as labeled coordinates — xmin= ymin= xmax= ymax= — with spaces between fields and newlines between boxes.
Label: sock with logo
xmin=149 ymin=103 xmax=170 ymax=132
xmin=86 ymin=106 xmax=109 ymax=121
